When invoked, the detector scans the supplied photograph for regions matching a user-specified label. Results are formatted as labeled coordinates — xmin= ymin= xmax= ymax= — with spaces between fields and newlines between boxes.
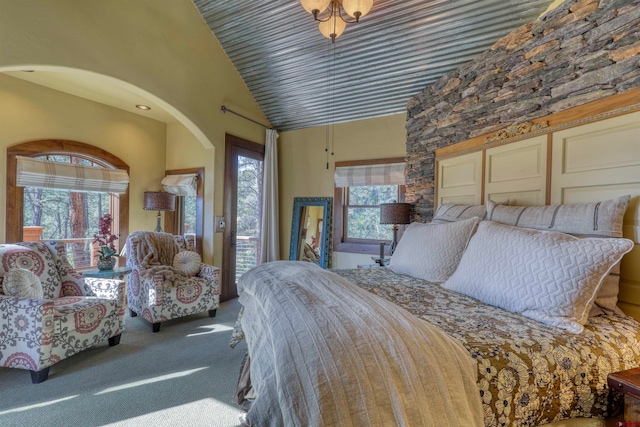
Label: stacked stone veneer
xmin=405 ymin=0 xmax=640 ymax=221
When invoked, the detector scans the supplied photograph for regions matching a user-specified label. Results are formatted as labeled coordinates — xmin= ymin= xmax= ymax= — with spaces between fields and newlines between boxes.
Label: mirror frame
xmin=289 ymin=197 xmax=333 ymax=268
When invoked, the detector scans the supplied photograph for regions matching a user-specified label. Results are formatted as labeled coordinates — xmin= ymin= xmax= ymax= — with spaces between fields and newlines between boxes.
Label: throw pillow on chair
xmin=3 ymin=268 xmax=44 ymax=299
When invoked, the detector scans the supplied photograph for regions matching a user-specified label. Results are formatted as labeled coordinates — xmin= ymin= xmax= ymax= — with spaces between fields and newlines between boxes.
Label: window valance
xmin=334 ymin=162 xmax=406 ymax=187
xmin=16 ymin=156 xmax=129 ymax=194
xmin=161 ymin=173 xmax=198 ymax=196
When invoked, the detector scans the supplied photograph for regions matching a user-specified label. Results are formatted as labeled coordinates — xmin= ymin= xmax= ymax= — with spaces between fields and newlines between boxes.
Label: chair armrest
xmin=0 ymin=296 xmax=54 ymax=368
xmin=84 ymin=278 xmax=125 ymax=304
xmin=197 ymin=264 xmax=221 ymax=300
xmin=198 ymin=264 xmax=220 ymax=282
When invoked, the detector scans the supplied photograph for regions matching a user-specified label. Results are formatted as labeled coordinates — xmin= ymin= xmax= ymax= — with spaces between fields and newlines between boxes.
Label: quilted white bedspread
xmin=237 ymin=261 xmax=484 ymax=427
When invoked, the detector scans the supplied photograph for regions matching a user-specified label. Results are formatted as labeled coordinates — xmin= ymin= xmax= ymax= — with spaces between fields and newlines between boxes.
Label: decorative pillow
xmin=431 ymin=204 xmax=487 ymax=224
xmin=443 ymin=221 xmax=634 ymax=333
xmin=2 ymin=267 xmax=44 ymax=299
xmin=486 ymin=196 xmax=630 ymax=237
xmin=173 ymin=251 xmax=201 ymax=276
xmin=389 ymin=217 xmax=479 ymax=283
xmin=486 ymin=196 xmax=631 ymax=316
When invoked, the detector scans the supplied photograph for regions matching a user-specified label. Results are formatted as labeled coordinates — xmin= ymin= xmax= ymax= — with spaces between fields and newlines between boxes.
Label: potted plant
xmin=93 ymin=213 xmax=119 ymax=271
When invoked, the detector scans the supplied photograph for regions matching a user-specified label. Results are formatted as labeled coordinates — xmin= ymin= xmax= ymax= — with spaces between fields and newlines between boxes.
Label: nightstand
xmin=608 ymin=367 xmax=640 ymax=422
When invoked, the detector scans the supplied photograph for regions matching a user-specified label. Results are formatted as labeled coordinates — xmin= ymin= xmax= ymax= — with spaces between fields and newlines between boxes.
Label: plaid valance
xmin=16 ymin=156 xmax=129 ymax=194
xmin=334 ymin=162 xmax=406 ymax=187
xmin=161 ymin=173 xmax=198 ymax=196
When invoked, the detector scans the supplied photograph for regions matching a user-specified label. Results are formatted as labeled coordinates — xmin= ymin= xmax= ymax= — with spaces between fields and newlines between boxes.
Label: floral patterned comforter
xmin=333 ymin=267 xmax=640 ymax=427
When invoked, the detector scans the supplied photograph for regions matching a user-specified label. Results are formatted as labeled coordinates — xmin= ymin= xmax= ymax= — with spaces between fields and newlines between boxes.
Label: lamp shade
xmin=319 ymin=14 xmax=346 ymax=40
xmin=342 ymin=0 xmax=373 ymax=19
xmin=380 ymin=203 xmax=411 ymax=225
xmin=300 ymin=0 xmax=331 ymax=14
xmin=143 ymin=191 xmax=176 ymax=211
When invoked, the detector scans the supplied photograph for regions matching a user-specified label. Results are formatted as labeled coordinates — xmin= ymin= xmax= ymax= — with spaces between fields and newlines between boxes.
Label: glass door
xmin=222 ymin=134 xmax=265 ymax=301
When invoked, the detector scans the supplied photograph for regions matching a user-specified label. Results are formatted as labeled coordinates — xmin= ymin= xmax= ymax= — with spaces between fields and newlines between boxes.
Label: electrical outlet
xmin=215 ymin=216 xmax=226 ymax=232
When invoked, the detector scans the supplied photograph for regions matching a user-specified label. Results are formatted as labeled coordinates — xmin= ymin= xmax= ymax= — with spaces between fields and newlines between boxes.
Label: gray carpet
xmin=0 ymin=299 xmax=247 ymax=427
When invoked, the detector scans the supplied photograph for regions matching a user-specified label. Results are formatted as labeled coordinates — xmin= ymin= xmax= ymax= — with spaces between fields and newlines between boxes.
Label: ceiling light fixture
xmin=136 ymin=104 xmax=151 ymax=110
xmin=300 ymin=0 xmax=373 ymax=42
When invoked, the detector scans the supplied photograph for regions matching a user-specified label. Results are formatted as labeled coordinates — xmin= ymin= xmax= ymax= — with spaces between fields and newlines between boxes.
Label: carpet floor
xmin=0 ymin=299 xmax=247 ymax=427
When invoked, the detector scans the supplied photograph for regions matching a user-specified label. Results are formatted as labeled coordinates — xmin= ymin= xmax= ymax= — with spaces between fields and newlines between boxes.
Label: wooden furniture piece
xmin=608 ymin=367 xmax=640 ymax=422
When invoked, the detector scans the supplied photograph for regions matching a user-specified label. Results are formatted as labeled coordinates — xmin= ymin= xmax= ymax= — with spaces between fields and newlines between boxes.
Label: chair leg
xmin=152 ymin=322 xmax=161 ymax=333
xmin=130 ymin=309 xmax=137 ymax=317
xmin=30 ymin=367 xmax=50 ymax=384
xmin=108 ymin=333 xmax=122 ymax=346
xmin=208 ymin=309 xmax=217 ymax=318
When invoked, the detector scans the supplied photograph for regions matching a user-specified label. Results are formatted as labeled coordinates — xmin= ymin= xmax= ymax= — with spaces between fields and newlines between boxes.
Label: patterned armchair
xmin=125 ymin=231 xmax=220 ymax=332
xmin=0 ymin=241 xmax=125 ymax=383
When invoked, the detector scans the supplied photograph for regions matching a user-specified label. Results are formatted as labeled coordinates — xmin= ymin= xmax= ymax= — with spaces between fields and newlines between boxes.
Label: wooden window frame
xmin=6 ymin=139 xmax=130 ymax=250
xmin=163 ymin=167 xmax=204 ymax=256
xmin=333 ymin=157 xmax=406 ymax=255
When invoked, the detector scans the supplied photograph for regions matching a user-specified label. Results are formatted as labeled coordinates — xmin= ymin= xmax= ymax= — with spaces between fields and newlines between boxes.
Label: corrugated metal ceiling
xmin=193 ymin=0 xmax=554 ymax=131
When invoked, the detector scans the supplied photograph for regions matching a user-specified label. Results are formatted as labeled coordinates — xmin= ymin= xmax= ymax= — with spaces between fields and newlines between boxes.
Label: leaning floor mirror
xmin=289 ymin=197 xmax=333 ymax=268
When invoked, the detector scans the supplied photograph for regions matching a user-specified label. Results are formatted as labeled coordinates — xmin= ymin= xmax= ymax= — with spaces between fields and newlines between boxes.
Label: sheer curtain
xmin=260 ymin=129 xmax=280 ymax=263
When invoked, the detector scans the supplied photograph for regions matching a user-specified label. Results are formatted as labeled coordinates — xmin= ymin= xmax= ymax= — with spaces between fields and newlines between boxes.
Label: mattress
xmin=333 ymin=267 xmax=640 ymax=427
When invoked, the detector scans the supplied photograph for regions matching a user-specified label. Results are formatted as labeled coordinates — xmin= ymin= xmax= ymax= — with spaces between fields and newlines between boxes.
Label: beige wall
xmin=0 ymin=0 xmax=267 ymax=267
xmin=0 ymin=74 xmax=167 ymax=238
xmin=279 ymin=113 xmax=407 ymax=268
xmin=165 ymin=122 xmax=218 ymax=263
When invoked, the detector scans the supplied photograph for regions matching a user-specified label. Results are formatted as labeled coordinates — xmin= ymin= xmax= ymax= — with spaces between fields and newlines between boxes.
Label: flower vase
xmin=97 ymin=257 xmax=116 ymax=271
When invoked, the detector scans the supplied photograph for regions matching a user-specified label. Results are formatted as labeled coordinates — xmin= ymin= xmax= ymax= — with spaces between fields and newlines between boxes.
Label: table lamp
xmin=380 ymin=202 xmax=411 ymax=255
xmin=143 ymin=191 xmax=176 ymax=232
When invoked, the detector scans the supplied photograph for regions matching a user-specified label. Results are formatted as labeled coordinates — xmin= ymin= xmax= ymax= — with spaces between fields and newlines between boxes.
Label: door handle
xmin=230 ymin=230 xmax=236 ymax=248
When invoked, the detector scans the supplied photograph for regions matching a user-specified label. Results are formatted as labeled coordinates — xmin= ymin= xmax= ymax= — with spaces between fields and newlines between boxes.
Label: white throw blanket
xmin=238 ymin=261 xmax=484 ymax=427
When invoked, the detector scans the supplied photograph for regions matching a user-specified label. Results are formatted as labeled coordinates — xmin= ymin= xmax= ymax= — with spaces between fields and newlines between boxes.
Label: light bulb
xmin=342 ymin=0 xmax=373 ymax=20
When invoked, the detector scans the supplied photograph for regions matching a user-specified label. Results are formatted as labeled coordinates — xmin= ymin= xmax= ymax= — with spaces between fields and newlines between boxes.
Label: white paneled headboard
xmin=434 ymin=100 xmax=640 ymax=321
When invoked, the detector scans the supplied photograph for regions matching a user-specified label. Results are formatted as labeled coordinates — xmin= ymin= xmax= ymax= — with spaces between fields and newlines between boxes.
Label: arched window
xmin=6 ymin=140 xmax=130 ymax=269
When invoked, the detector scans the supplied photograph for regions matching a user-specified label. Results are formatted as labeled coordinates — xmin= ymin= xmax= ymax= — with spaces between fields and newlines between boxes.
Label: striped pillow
xmin=431 ymin=204 xmax=487 ymax=224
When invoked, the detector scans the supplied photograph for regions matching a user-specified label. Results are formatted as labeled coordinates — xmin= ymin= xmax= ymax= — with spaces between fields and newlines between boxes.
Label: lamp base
xmin=154 ymin=211 xmax=163 ymax=232
xmin=389 ymin=225 xmax=398 ymax=256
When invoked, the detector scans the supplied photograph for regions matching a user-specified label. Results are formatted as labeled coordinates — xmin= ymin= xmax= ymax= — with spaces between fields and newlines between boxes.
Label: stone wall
xmin=405 ymin=0 xmax=640 ymax=221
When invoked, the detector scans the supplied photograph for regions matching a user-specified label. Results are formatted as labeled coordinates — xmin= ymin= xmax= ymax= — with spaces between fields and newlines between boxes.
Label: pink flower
xmin=93 ymin=214 xmax=118 ymax=251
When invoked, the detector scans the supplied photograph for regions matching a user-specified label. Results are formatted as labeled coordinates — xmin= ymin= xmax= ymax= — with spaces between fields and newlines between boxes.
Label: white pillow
xmin=389 ymin=217 xmax=479 ymax=283
xmin=2 ymin=268 xmax=44 ymax=299
xmin=173 ymin=251 xmax=202 ymax=276
xmin=485 ymin=197 xmax=631 ymax=316
xmin=443 ymin=221 xmax=634 ymax=333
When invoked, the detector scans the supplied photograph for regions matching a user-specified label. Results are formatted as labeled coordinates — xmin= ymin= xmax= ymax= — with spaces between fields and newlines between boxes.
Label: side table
xmin=82 ymin=266 xmax=132 ymax=280
xmin=608 ymin=367 xmax=640 ymax=422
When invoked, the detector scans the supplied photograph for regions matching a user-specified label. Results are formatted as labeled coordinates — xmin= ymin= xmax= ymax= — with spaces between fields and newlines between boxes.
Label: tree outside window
xmin=345 ymin=185 xmax=396 ymax=242
xmin=22 ymin=155 xmax=119 ymax=268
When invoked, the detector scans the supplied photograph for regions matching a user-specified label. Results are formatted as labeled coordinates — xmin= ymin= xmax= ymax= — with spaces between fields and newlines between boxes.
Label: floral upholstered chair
xmin=125 ymin=231 xmax=220 ymax=332
xmin=0 ymin=241 xmax=125 ymax=383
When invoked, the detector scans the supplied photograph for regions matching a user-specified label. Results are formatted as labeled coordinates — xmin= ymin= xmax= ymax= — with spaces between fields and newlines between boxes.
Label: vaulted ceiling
xmin=193 ymin=0 xmax=555 ymax=131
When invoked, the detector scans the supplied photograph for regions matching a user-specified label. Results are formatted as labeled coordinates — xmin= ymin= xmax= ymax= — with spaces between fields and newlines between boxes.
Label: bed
xmin=231 ymin=103 xmax=640 ymax=426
